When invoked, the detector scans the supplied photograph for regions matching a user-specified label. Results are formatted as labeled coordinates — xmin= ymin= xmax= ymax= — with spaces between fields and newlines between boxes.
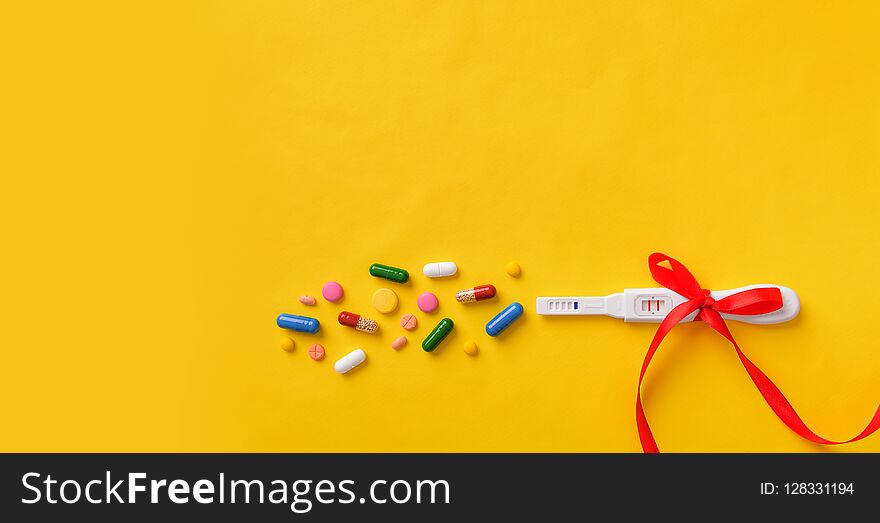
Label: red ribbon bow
xmin=637 ymin=253 xmax=880 ymax=452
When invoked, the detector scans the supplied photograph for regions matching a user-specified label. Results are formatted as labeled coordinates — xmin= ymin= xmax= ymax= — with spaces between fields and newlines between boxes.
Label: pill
xmin=400 ymin=313 xmax=418 ymax=330
xmin=418 ymin=292 xmax=439 ymax=313
xmin=298 ymin=295 xmax=317 ymax=306
xmin=372 ymin=288 xmax=399 ymax=314
xmin=322 ymin=281 xmax=344 ymax=302
xmin=486 ymin=302 xmax=524 ymax=336
xmin=463 ymin=340 xmax=478 ymax=356
xmin=423 ymin=261 xmax=458 ymax=278
xmin=338 ymin=311 xmax=379 ymax=333
xmin=505 ymin=261 xmax=522 ymax=278
xmin=334 ymin=349 xmax=366 ymax=374
xmin=277 ymin=314 xmax=320 ymax=333
xmin=391 ymin=336 xmax=408 ymax=350
xmin=308 ymin=343 xmax=325 ymax=360
xmin=369 ymin=263 xmax=409 ymax=283
xmin=456 ymin=284 xmax=496 ymax=303
xmin=280 ymin=337 xmax=296 ymax=352
xmin=422 ymin=318 xmax=454 ymax=352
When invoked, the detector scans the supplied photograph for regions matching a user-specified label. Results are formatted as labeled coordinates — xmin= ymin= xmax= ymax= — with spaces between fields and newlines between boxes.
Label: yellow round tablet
xmin=463 ymin=340 xmax=478 ymax=356
xmin=505 ymin=261 xmax=522 ymax=278
xmin=280 ymin=337 xmax=296 ymax=352
xmin=372 ymin=287 xmax=399 ymax=314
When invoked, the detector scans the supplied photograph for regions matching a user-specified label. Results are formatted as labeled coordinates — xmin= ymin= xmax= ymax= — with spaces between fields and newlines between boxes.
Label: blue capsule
xmin=276 ymin=314 xmax=320 ymax=334
xmin=485 ymin=302 xmax=524 ymax=336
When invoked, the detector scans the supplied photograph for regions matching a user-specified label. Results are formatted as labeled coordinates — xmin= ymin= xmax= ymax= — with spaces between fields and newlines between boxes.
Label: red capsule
xmin=338 ymin=311 xmax=360 ymax=327
xmin=456 ymin=284 xmax=496 ymax=303
xmin=338 ymin=311 xmax=379 ymax=333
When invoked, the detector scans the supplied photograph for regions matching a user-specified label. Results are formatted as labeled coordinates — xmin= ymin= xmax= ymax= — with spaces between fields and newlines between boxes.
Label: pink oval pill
xmin=399 ymin=313 xmax=418 ymax=330
xmin=299 ymin=295 xmax=317 ymax=306
xmin=308 ymin=343 xmax=325 ymax=361
xmin=417 ymin=292 xmax=439 ymax=313
xmin=391 ymin=336 xmax=407 ymax=350
xmin=322 ymin=281 xmax=344 ymax=302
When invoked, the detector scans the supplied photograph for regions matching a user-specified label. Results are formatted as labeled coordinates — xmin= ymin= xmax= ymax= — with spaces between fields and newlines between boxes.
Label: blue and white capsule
xmin=485 ymin=302 xmax=523 ymax=336
xmin=276 ymin=313 xmax=320 ymax=334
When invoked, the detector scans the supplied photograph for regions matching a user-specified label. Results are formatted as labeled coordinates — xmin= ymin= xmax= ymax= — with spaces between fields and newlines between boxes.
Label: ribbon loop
xmin=637 ymin=252 xmax=880 ymax=452
xmin=648 ymin=252 xmax=703 ymax=299
xmin=713 ymin=287 xmax=784 ymax=315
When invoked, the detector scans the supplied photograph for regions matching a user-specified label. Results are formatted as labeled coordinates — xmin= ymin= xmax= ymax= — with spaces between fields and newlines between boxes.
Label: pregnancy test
xmin=536 ymin=285 xmax=800 ymax=324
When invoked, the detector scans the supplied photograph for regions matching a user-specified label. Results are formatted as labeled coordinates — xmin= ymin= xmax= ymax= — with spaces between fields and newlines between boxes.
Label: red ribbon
xmin=637 ymin=252 xmax=880 ymax=452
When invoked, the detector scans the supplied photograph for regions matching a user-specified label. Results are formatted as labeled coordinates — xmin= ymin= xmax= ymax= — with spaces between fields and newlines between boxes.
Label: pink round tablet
xmin=399 ymin=313 xmax=418 ymax=330
xmin=417 ymin=292 xmax=439 ymax=313
xmin=322 ymin=281 xmax=344 ymax=302
xmin=308 ymin=343 xmax=325 ymax=361
xmin=391 ymin=336 xmax=407 ymax=350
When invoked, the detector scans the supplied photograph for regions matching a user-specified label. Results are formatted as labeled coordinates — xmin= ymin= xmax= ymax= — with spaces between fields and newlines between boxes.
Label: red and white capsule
xmin=338 ymin=311 xmax=379 ymax=333
xmin=455 ymin=284 xmax=496 ymax=303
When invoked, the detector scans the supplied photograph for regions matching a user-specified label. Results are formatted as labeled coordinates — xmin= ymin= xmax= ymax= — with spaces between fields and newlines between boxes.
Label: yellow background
xmin=2 ymin=1 xmax=879 ymax=452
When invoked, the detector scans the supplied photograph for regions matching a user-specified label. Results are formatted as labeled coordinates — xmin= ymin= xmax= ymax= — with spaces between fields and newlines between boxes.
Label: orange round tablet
xmin=308 ymin=344 xmax=325 ymax=361
xmin=400 ymin=314 xmax=418 ymax=330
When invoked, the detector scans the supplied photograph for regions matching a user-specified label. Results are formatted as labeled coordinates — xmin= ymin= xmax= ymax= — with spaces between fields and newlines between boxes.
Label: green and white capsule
xmin=422 ymin=318 xmax=454 ymax=352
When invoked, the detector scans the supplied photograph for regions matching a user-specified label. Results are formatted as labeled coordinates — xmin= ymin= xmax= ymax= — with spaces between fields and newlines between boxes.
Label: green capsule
xmin=369 ymin=263 xmax=409 ymax=283
xmin=422 ymin=318 xmax=454 ymax=352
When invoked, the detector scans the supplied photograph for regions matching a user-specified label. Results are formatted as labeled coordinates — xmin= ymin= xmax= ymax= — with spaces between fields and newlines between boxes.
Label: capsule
xmin=422 ymin=318 xmax=454 ymax=352
xmin=334 ymin=349 xmax=366 ymax=374
xmin=423 ymin=261 xmax=458 ymax=278
xmin=338 ymin=311 xmax=379 ymax=334
xmin=456 ymin=284 xmax=496 ymax=303
xmin=369 ymin=263 xmax=409 ymax=283
xmin=485 ymin=302 xmax=523 ymax=336
xmin=276 ymin=313 xmax=320 ymax=334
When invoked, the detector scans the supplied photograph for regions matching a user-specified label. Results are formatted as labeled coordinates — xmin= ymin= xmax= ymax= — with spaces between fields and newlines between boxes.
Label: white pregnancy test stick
xmin=536 ymin=285 xmax=800 ymax=324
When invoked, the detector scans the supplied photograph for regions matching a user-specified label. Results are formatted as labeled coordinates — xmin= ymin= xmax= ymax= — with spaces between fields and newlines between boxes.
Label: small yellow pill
xmin=372 ymin=288 xmax=399 ymax=314
xmin=463 ymin=340 xmax=478 ymax=356
xmin=505 ymin=261 xmax=522 ymax=278
xmin=280 ymin=337 xmax=296 ymax=352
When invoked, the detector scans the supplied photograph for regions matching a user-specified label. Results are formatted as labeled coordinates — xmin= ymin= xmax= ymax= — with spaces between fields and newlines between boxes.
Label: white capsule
xmin=422 ymin=261 xmax=458 ymax=278
xmin=334 ymin=349 xmax=366 ymax=374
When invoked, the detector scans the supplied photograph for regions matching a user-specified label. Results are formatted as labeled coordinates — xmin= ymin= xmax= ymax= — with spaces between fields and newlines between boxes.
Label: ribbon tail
xmin=700 ymin=308 xmax=880 ymax=447
xmin=636 ymin=395 xmax=658 ymax=453
xmin=637 ymin=298 xmax=701 ymax=453
xmin=734 ymin=345 xmax=880 ymax=445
